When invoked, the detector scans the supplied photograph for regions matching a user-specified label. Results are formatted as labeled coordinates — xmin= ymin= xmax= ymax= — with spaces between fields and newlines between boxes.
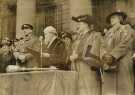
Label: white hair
xmin=43 ymin=26 xmax=57 ymax=35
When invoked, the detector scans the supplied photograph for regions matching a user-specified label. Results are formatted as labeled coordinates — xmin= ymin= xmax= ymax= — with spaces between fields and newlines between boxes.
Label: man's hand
xmin=70 ymin=51 xmax=78 ymax=62
xmin=102 ymin=53 xmax=115 ymax=66
xmin=18 ymin=54 xmax=26 ymax=63
xmin=42 ymin=53 xmax=50 ymax=58
xmin=39 ymin=36 xmax=43 ymax=41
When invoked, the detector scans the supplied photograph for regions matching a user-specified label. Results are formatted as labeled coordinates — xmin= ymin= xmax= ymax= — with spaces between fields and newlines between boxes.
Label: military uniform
xmin=71 ymin=31 xmax=102 ymax=95
xmin=13 ymin=34 xmax=36 ymax=67
xmin=101 ymin=24 xmax=135 ymax=95
xmin=71 ymin=14 xmax=103 ymax=95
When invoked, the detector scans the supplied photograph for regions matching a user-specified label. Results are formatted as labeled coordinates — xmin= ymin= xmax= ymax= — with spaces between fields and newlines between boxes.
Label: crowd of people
xmin=0 ymin=11 xmax=135 ymax=95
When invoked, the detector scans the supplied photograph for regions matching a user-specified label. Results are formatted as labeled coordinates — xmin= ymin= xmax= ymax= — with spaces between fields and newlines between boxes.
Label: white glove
xmin=39 ymin=36 xmax=43 ymax=41
xmin=13 ymin=52 xmax=20 ymax=59
xmin=42 ymin=53 xmax=50 ymax=58
xmin=70 ymin=51 xmax=78 ymax=62
xmin=18 ymin=54 xmax=26 ymax=63
xmin=6 ymin=65 xmax=21 ymax=72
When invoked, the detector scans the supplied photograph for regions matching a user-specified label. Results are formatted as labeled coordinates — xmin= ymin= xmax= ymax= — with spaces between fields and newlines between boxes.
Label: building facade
xmin=0 ymin=0 xmax=135 ymax=40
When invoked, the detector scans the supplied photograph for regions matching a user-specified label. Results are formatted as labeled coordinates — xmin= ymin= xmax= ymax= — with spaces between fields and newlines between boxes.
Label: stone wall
xmin=16 ymin=0 xmax=36 ymax=38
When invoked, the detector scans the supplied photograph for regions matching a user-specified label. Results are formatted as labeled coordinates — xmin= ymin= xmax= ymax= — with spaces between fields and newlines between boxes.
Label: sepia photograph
xmin=0 ymin=0 xmax=135 ymax=95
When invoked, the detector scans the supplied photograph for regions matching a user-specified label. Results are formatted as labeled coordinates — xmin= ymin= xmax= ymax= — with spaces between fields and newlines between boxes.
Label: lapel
xmin=47 ymin=37 xmax=57 ymax=49
xmin=106 ymin=25 xmax=121 ymax=51
xmin=82 ymin=31 xmax=94 ymax=57
xmin=47 ymin=37 xmax=59 ymax=50
xmin=76 ymin=31 xmax=90 ymax=55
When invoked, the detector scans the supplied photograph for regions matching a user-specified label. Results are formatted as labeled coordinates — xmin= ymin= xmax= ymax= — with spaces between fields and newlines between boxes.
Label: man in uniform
xmin=101 ymin=11 xmax=135 ymax=95
xmin=13 ymin=24 xmax=35 ymax=67
xmin=70 ymin=15 xmax=102 ymax=95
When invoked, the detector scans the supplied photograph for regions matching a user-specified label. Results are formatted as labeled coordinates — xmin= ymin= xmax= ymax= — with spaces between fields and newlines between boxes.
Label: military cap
xmin=21 ymin=24 xmax=33 ymax=30
xmin=106 ymin=11 xmax=127 ymax=24
xmin=72 ymin=15 xmax=96 ymax=26
xmin=61 ymin=32 xmax=72 ymax=40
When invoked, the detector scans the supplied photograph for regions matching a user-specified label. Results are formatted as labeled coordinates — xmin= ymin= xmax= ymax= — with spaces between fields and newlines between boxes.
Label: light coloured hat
xmin=43 ymin=26 xmax=57 ymax=35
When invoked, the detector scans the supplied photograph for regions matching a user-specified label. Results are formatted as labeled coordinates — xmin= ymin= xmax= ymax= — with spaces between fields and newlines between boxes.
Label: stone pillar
xmin=16 ymin=0 xmax=36 ymax=38
xmin=0 ymin=0 xmax=12 ymax=39
xmin=69 ymin=0 xmax=92 ymax=31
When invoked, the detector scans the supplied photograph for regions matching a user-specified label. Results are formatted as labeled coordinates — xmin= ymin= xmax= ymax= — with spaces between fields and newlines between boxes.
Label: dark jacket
xmin=29 ymin=37 xmax=67 ymax=70
xmin=0 ymin=48 xmax=16 ymax=73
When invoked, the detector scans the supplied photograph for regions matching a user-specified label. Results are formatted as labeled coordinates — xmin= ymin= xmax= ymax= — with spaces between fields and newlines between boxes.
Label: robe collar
xmin=47 ymin=36 xmax=57 ymax=49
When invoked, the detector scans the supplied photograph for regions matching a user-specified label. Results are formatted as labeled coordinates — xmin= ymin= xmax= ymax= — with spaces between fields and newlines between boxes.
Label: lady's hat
xmin=106 ymin=11 xmax=127 ymax=24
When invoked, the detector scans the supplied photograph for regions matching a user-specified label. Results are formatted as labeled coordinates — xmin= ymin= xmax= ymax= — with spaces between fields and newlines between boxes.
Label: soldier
xmin=13 ymin=24 xmax=35 ymax=67
xmin=101 ymin=11 xmax=135 ymax=95
xmin=70 ymin=15 xmax=102 ymax=95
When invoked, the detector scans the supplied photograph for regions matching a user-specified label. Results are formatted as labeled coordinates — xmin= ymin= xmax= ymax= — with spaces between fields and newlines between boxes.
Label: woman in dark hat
xmin=70 ymin=14 xmax=103 ymax=95
xmin=101 ymin=11 xmax=135 ymax=95
xmin=106 ymin=11 xmax=127 ymax=25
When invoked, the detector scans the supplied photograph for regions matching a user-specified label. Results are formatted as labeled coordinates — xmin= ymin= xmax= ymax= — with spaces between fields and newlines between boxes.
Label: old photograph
xmin=0 ymin=0 xmax=135 ymax=95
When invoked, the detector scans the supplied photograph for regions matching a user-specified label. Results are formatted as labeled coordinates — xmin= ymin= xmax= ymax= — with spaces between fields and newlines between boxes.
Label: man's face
xmin=44 ymin=32 xmax=55 ymax=45
xmin=23 ymin=29 xmax=32 ymax=36
xmin=22 ymin=29 xmax=33 ymax=41
xmin=77 ymin=22 xmax=89 ymax=33
xmin=110 ymin=15 xmax=120 ymax=26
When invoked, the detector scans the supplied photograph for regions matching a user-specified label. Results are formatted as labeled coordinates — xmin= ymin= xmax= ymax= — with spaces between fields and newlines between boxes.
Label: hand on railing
xmin=70 ymin=50 xmax=78 ymax=63
xmin=42 ymin=52 xmax=50 ymax=58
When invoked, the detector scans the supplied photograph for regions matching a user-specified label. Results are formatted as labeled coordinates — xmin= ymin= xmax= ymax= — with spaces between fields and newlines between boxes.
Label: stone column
xmin=16 ymin=0 xmax=36 ymax=38
xmin=69 ymin=0 xmax=92 ymax=31
xmin=0 ymin=0 xmax=12 ymax=39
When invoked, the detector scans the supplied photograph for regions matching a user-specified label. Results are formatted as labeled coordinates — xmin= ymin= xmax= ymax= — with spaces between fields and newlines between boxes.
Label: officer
xmin=70 ymin=15 xmax=102 ymax=95
xmin=13 ymin=24 xmax=35 ymax=67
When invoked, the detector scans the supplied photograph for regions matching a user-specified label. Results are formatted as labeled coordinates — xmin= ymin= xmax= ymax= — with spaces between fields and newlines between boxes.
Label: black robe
xmin=29 ymin=37 xmax=67 ymax=70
